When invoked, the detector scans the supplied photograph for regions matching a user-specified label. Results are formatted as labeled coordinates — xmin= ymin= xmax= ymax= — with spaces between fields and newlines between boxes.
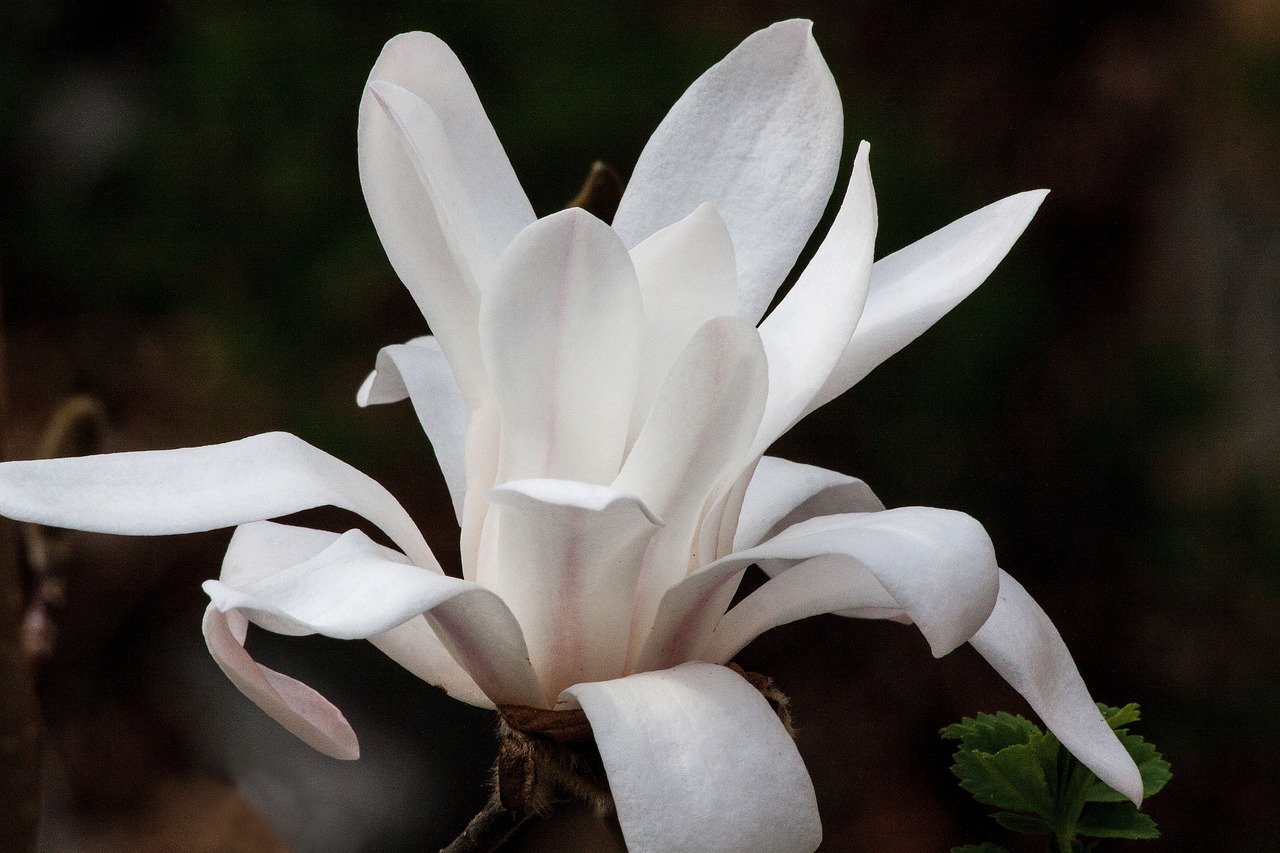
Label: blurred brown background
xmin=1 ymin=0 xmax=1277 ymax=850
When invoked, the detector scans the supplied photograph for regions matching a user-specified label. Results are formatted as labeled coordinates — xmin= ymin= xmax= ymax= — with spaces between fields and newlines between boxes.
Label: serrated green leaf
xmin=1099 ymin=702 xmax=1141 ymax=729
xmin=951 ymin=735 xmax=1055 ymax=814
xmin=1076 ymin=802 xmax=1160 ymax=839
xmin=1085 ymin=730 xmax=1171 ymax=801
xmin=942 ymin=711 xmax=1040 ymax=754
xmin=952 ymin=844 xmax=1011 ymax=853
xmin=991 ymin=811 xmax=1053 ymax=835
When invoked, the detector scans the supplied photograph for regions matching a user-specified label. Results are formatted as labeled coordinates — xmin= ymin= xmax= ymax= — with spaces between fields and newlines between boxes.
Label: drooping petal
xmin=806 ymin=190 xmax=1049 ymax=416
xmin=613 ymin=316 xmax=768 ymax=665
xmin=204 ymin=528 xmax=543 ymax=707
xmin=733 ymin=456 xmax=884 ymax=553
xmin=702 ymin=553 xmax=902 ymax=664
xmin=484 ymin=480 xmax=661 ymax=703
xmin=753 ymin=141 xmax=876 ymax=455
xmin=637 ymin=507 xmax=998 ymax=671
xmin=563 ymin=662 xmax=820 ymax=853
xmin=480 ymin=209 xmax=643 ymax=484
xmin=366 ymin=32 xmax=535 ymax=261
xmin=0 ymin=432 xmax=436 ymax=570
xmin=202 ymin=605 xmax=360 ymax=760
xmin=970 ymin=570 xmax=1144 ymax=806
xmin=357 ymin=337 xmax=468 ymax=520
xmin=627 ymin=203 xmax=738 ymax=440
xmin=611 ymin=19 xmax=843 ymax=325
xmin=221 ymin=522 xmax=490 ymax=707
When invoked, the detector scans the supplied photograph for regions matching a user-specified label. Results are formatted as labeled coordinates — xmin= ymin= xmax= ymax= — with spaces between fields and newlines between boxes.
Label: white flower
xmin=0 ymin=20 xmax=1141 ymax=853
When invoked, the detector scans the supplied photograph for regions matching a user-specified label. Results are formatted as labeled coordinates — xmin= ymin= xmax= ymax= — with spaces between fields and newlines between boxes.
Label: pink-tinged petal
xmin=202 ymin=605 xmax=359 ymax=760
xmin=563 ymin=662 xmax=820 ymax=853
xmin=613 ymin=317 xmax=768 ymax=666
xmin=359 ymin=79 xmax=485 ymax=406
xmin=703 ymin=554 xmax=901 ymax=664
xmin=357 ymin=337 xmax=468 ymax=520
xmin=481 ymin=209 xmax=643 ymax=485
xmin=366 ymin=32 xmax=534 ymax=261
xmin=638 ymin=507 xmax=997 ymax=671
xmin=754 ymin=141 xmax=876 ymax=454
xmin=733 ymin=456 xmax=884 ymax=553
xmin=0 ymin=432 xmax=436 ymax=570
xmin=970 ymin=570 xmax=1144 ymax=806
xmin=627 ymin=203 xmax=738 ymax=440
xmin=205 ymin=528 xmax=543 ymax=708
xmin=221 ymin=522 xmax=490 ymax=706
xmin=807 ymin=190 xmax=1049 ymax=416
xmin=484 ymin=480 xmax=661 ymax=703
xmin=612 ymin=20 xmax=843 ymax=325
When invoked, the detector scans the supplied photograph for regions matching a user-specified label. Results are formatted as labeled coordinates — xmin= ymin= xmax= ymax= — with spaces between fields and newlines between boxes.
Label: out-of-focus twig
xmin=567 ymin=161 xmax=624 ymax=224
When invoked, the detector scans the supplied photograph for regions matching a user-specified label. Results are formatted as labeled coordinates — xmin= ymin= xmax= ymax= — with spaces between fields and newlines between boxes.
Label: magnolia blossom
xmin=0 ymin=20 xmax=1141 ymax=853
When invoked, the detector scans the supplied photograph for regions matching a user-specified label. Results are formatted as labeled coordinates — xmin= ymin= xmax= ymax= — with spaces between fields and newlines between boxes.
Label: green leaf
xmin=1100 ymin=702 xmax=1141 ymax=729
xmin=951 ymin=735 xmax=1055 ymax=814
xmin=991 ymin=811 xmax=1053 ymax=834
xmin=1077 ymin=802 xmax=1161 ymax=839
xmin=952 ymin=844 xmax=1011 ymax=853
xmin=942 ymin=711 xmax=1041 ymax=754
xmin=1084 ymin=707 xmax=1171 ymax=801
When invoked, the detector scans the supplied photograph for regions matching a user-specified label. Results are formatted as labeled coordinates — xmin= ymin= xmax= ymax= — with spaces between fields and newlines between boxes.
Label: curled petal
xmin=485 ymin=480 xmax=661 ymax=703
xmin=639 ymin=507 xmax=998 ymax=671
xmin=0 ymin=432 xmax=436 ymax=570
xmin=612 ymin=19 xmax=843 ymax=325
xmin=563 ymin=662 xmax=820 ymax=853
xmin=733 ymin=456 xmax=884 ymax=553
xmin=202 ymin=605 xmax=359 ymax=760
xmin=206 ymin=528 xmax=543 ymax=707
xmin=481 ymin=209 xmax=643 ymax=484
xmin=970 ymin=570 xmax=1144 ymax=806
xmin=754 ymin=140 xmax=876 ymax=455
xmin=807 ymin=190 xmax=1049 ymax=416
xmin=357 ymin=337 xmax=468 ymax=520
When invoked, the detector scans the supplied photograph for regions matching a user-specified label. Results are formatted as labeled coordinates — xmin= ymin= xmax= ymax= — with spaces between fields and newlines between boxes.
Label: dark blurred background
xmin=1 ymin=1 xmax=1277 ymax=850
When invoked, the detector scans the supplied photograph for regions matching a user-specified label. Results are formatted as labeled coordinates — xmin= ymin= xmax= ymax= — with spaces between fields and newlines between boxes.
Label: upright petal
xmin=611 ymin=20 xmax=843 ymax=325
xmin=970 ymin=570 xmax=1144 ymax=806
xmin=563 ymin=663 xmax=820 ymax=853
xmin=733 ymin=456 xmax=884 ymax=553
xmin=481 ymin=209 xmax=643 ymax=484
xmin=357 ymin=337 xmax=469 ymax=521
xmin=0 ymin=432 xmax=436 ymax=570
xmin=637 ymin=507 xmax=998 ymax=671
xmin=627 ymin=203 xmax=738 ymax=440
xmin=753 ymin=141 xmax=876 ymax=455
xmin=806 ymin=190 xmax=1049 ymax=416
xmin=205 ymin=527 xmax=543 ymax=708
xmin=484 ymin=480 xmax=661 ymax=703
xmin=203 ymin=605 xmax=359 ymax=760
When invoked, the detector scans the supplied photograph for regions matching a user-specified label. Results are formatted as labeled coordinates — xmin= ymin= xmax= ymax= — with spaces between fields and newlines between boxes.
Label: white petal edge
xmin=202 ymin=604 xmax=360 ymax=760
xmin=970 ymin=570 xmax=1144 ymax=806
xmin=806 ymin=189 xmax=1049 ymax=416
xmin=733 ymin=456 xmax=885 ymax=553
xmin=0 ymin=432 xmax=437 ymax=570
xmin=563 ymin=662 xmax=820 ymax=853
xmin=611 ymin=19 xmax=843 ymax=325
xmin=753 ymin=140 xmax=876 ymax=455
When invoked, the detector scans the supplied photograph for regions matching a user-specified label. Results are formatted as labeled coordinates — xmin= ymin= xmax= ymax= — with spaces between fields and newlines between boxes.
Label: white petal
xmin=614 ymin=317 xmax=768 ymax=665
xmin=563 ymin=663 xmax=820 ymax=853
xmin=611 ymin=20 xmax=843 ymax=325
xmin=639 ymin=507 xmax=998 ymax=671
xmin=484 ymin=480 xmax=661 ymax=703
xmin=202 ymin=605 xmax=359 ymax=760
xmin=627 ymin=203 xmax=738 ymax=440
xmin=357 ymin=337 xmax=468 ymax=521
xmin=0 ymin=432 xmax=437 ymax=570
xmin=807 ymin=190 xmax=1049 ymax=416
xmin=481 ymin=209 xmax=643 ymax=484
xmin=734 ymin=456 xmax=884 ymax=553
xmin=366 ymin=32 xmax=534 ymax=260
xmin=703 ymin=553 xmax=901 ymax=663
xmin=970 ymin=570 xmax=1144 ymax=806
xmin=754 ymin=141 xmax=876 ymax=454
xmin=459 ymin=401 xmax=501 ymax=581
xmin=205 ymin=528 xmax=543 ymax=707
xmin=222 ymin=522 xmax=489 ymax=706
